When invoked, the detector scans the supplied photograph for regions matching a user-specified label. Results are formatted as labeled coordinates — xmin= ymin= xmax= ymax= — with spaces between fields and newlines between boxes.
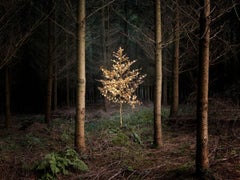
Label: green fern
xmin=64 ymin=148 xmax=88 ymax=171
xmin=35 ymin=148 xmax=88 ymax=179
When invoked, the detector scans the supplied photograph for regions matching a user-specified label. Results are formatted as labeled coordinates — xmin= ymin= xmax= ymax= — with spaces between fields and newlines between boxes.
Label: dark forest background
xmin=0 ymin=0 xmax=240 ymax=114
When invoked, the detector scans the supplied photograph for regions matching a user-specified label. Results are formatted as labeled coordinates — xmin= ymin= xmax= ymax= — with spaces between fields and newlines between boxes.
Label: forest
xmin=0 ymin=0 xmax=240 ymax=179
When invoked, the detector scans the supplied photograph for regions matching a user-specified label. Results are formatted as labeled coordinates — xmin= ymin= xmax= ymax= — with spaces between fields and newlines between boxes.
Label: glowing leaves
xmin=98 ymin=47 xmax=146 ymax=108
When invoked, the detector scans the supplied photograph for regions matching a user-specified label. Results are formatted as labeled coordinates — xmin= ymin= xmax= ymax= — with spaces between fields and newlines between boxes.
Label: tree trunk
xmin=45 ymin=1 xmax=54 ymax=124
xmin=5 ymin=67 xmax=11 ymax=128
xmin=53 ymin=8 xmax=57 ymax=111
xmin=65 ymin=33 xmax=70 ymax=108
xmin=75 ymin=0 xmax=86 ymax=152
xmin=101 ymin=0 xmax=110 ymax=112
xmin=170 ymin=0 xmax=180 ymax=117
xmin=154 ymin=0 xmax=163 ymax=147
xmin=196 ymin=0 xmax=210 ymax=176
xmin=119 ymin=103 xmax=123 ymax=128
xmin=162 ymin=51 xmax=168 ymax=105
xmin=124 ymin=0 xmax=129 ymax=48
xmin=66 ymin=66 xmax=70 ymax=108
xmin=53 ymin=56 xmax=57 ymax=111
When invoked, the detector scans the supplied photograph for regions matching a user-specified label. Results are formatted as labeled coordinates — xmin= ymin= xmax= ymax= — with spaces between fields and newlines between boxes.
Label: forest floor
xmin=0 ymin=100 xmax=240 ymax=180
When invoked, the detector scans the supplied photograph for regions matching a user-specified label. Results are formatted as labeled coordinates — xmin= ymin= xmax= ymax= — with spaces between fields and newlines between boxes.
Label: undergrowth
xmin=0 ymin=106 xmax=239 ymax=179
xmin=86 ymin=106 xmax=170 ymax=146
xmin=35 ymin=148 xmax=88 ymax=180
xmin=85 ymin=106 xmax=167 ymax=173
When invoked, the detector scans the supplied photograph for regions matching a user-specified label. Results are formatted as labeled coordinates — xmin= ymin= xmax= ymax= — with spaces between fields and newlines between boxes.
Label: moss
xmin=166 ymin=163 xmax=194 ymax=179
xmin=112 ymin=131 xmax=130 ymax=146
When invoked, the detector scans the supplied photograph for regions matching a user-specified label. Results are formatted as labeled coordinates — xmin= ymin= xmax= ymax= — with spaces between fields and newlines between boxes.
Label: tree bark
xmin=53 ymin=62 xmax=57 ymax=111
xmin=154 ymin=0 xmax=163 ymax=147
xmin=170 ymin=0 xmax=180 ymax=117
xmin=66 ymin=35 xmax=70 ymax=108
xmin=53 ymin=8 xmax=57 ymax=111
xmin=75 ymin=0 xmax=86 ymax=152
xmin=120 ymin=103 xmax=123 ymax=128
xmin=45 ymin=1 xmax=54 ymax=124
xmin=101 ymin=0 xmax=110 ymax=112
xmin=5 ymin=67 xmax=11 ymax=128
xmin=162 ymin=69 xmax=168 ymax=106
xmin=196 ymin=0 xmax=210 ymax=176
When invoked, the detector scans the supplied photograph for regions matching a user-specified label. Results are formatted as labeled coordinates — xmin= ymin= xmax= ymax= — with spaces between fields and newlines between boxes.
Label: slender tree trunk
xmin=75 ymin=0 xmax=86 ymax=152
xmin=65 ymin=34 xmax=70 ymax=108
xmin=65 ymin=5 xmax=70 ymax=108
xmin=124 ymin=0 xmax=128 ymax=48
xmin=101 ymin=0 xmax=110 ymax=112
xmin=154 ymin=0 xmax=163 ymax=147
xmin=53 ymin=8 xmax=57 ymax=111
xmin=101 ymin=0 xmax=106 ymax=57
xmin=161 ymin=0 xmax=169 ymax=106
xmin=196 ymin=0 xmax=210 ymax=176
xmin=53 ymin=58 xmax=57 ymax=111
xmin=66 ymin=74 xmax=70 ymax=108
xmin=119 ymin=103 xmax=123 ymax=128
xmin=45 ymin=1 xmax=54 ymax=124
xmin=5 ymin=67 xmax=11 ymax=128
xmin=170 ymin=0 xmax=180 ymax=117
xmin=162 ymin=51 xmax=168 ymax=105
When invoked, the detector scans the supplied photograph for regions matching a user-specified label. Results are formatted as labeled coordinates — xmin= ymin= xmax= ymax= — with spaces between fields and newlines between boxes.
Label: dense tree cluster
xmin=0 ymin=0 xmax=239 ymax=112
xmin=0 ymin=0 xmax=240 ymax=178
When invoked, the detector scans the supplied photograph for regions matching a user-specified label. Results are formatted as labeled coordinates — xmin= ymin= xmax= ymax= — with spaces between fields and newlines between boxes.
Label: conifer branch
xmin=98 ymin=47 xmax=146 ymax=127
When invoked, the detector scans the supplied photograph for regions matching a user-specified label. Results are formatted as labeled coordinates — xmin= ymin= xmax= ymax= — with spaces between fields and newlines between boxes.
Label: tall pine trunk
xmin=75 ymin=0 xmax=86 ymax=152
xmin=154 ymin=0 xmax=163 ymax=147
xmin=196 ymin=0 xmax=210 ymax=176
xmin=45 ymin=1 xmax=54 ymax=124
xmin=5 ymin=67 xmax=11 ymax=128
xmin=65 ymin=35 xmax=70 ymax=108
xmin=53 ymin=8 xmax=57 ymax=111
xmin=53 ymin=62 xmax=57 ymax=111
xmin=170 ymin=0 xmax=180 ymax=117
xmin=101 ymin=0 xmax=110 ymax=112
xmin=162 ymin=68 xmax=168 ymax=106
xmin=53 ymin=50 xmax=57 ymax=111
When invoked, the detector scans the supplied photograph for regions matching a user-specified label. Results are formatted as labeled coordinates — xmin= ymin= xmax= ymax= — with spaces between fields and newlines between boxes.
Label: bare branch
xmin=112 ymin=7 xmax=155 ymax=43
xmin=87 ymin=0 xmax=116 ymax=19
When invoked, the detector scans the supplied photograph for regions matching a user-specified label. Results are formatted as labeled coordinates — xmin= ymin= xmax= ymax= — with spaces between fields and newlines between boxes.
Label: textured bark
xmin=170 ymin=0 xmax=180 ymax=117
xmin=66 ymin=35 xmax=70 ymax=108
xmin=53 ymin=62 xmax=57 ymax=111
xmin=196 ymin=0 xmax=210 ymax=176
xmin=120 ymin=103 xmax=123 ymax=128
xmin=53 ymin=8 xmax=57 ymax=111
xmin=162 ymin=69 xmax=168 ymax=105
xmin=5 ymin=67 xmax=11 ymax=128
xmin=101 ymin=0 xmax=110 ymax=112
xmin=75 ymin=0 xmax=86 ymax=152
xmin=154 ymin=0 xmax=163 ymax=147
xmin=66 ymin=74 xmax=70 ymax=107
xmin=45 ymin=1 xmax=54 ymax=124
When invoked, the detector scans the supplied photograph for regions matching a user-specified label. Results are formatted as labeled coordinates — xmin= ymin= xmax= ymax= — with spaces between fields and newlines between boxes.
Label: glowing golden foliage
xmin=98 ymin=47 xmax=146 ymax=108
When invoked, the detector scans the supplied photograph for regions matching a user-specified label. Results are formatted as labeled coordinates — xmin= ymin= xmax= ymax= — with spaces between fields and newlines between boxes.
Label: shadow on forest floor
xmin=0 ymin=101 xmax=239 ymax=179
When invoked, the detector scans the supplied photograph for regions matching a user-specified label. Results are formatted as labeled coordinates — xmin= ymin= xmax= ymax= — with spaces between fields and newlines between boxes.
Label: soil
xmin=0 ymin=103 xmax=239 ymax=180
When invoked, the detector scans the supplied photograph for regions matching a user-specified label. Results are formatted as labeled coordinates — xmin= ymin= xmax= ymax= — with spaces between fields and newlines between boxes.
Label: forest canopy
xmin=0 ymin=0 xmax=239 ymax=112
xmin=0 ymin=0 xmax=240 ymax=179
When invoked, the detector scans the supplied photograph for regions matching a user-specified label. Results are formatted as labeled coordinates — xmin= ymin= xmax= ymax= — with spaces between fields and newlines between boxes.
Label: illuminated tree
xmin=98 ymin=47 xmax=146 ymax=127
